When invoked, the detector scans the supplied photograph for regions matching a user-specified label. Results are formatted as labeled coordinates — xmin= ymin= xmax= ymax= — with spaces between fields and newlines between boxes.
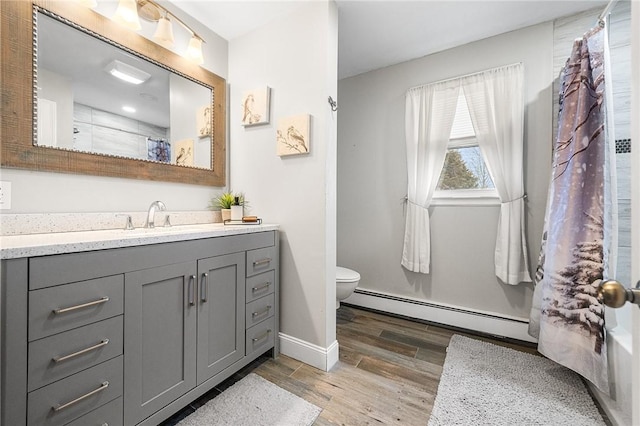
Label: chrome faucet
xmin=145 ymin=201 xmax=166 ymax=228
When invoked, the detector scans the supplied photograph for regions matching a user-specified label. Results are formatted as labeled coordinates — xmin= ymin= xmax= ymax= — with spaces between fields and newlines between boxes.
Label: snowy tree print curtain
xmin=529 ymin=25 xmax=617 ymax=393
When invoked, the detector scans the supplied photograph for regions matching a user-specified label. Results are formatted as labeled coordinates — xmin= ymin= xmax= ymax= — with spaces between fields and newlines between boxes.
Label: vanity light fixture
xmin=113 ymin=0 xmax=142 ymax=31
xmin=122 ymin=105 xmax=136 ymax=113
xmin=111 ymin=0 xmax=205 ymax=65
xmin=185 ymin=35 xmax=204 ymax=65
xmin=153 ymin=12 xmax=175 ymax=49
xmin=76 ymin=0 xmax=97 ymax=8
xmin=105 ymin=60 xmax=151 ymax=85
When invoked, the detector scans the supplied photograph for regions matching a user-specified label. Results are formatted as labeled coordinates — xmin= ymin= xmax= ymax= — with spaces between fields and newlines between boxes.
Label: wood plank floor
xmin=162 ymin=305 xmax=609 ymax=425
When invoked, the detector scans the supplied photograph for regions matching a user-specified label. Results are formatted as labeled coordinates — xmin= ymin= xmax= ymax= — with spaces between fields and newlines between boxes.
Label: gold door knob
xmin=596 ymin=280 xmax=640 ymax=308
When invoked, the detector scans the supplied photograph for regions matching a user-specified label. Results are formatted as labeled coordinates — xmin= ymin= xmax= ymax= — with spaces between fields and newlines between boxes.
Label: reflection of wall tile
xmin=74 ymin=103 xmax=92 ymax=122
xmin=92 ymin=109 xmax=139 ymax=133
xmin=73 ymin=121 xmax=92 ymax=152
xmin=72 ymin=103 xmax=168 ymax=161
xmin=92 ymin=126 xmax=143 ymax=159
xmin=139 ymin=122 xmax=167 ymax=139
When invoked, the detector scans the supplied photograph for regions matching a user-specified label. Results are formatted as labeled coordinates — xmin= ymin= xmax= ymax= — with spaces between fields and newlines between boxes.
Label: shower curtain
xmin=529 ymin=25 xmax=617 ymax=393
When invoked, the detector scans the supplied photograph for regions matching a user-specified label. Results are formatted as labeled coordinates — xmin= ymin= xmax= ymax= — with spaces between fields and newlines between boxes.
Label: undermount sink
xmin=120 ymin=223 xmax=224 ymax=236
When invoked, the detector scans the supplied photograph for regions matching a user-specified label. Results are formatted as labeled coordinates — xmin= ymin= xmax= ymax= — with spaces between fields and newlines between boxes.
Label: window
xmin=433 ymin=91 xmax=499 ymax=203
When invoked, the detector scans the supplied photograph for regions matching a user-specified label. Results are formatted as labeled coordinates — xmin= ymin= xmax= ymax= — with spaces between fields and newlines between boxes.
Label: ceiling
xmin=173 ymin=0 xmax=609 ymax=79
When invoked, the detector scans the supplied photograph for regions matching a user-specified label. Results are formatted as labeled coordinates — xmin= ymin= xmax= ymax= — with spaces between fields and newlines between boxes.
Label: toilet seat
xmin=336 ymin=266 xmax=360 ymax=283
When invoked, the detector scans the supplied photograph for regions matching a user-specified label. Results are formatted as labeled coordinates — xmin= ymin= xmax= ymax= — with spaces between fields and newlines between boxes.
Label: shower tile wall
xmin=553 ymin=1 xmax=632 ymax=288
xmin=73 ymin=103 xmax=168 ymax=159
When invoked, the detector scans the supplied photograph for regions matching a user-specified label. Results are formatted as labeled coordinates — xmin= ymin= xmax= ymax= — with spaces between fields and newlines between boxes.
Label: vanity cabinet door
xmin=123 ymin=261 xmax=197 ymax=426
xmin=197 ymin=252 xmax=245 ymax=384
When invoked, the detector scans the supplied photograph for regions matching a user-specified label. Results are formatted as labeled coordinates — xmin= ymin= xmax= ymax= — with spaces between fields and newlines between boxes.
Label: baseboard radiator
xmin=344 ymin=288 xmax=537 ymax=343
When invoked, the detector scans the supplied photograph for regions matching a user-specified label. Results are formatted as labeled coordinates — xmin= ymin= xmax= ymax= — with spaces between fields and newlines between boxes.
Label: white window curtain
xmin=462 ymin=63 xmax=532 ymax=284
xmin=402 ymin=81 xmax=459 ymax=273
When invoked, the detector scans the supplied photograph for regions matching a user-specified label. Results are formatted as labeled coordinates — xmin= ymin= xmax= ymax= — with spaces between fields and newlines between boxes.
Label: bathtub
xmin=589 ymin=311 xmax=633 ymax=425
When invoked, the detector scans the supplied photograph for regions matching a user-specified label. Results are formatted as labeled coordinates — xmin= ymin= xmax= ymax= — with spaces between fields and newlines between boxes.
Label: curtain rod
xmin=598 ymin=0 xmax=620 ymax=25
xmin=407 ymin=62 xmax=522 ymax=92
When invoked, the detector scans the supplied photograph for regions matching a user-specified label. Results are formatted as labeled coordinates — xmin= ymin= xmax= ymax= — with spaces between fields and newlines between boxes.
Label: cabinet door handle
xmin=53 ymin=339 xmax=110 ymax=363
xmin=53 ymin=297 xmax=109 ymax=315
xmin=252 ymin=282 xmax=271 ymax=293
xmin=253 ymin=258 xmax=272 ymax=267
xmin=188 ymin=275 xmax=196 ymax=306
xmin=252 ymin=305 xmax=272 ymax=317
xmin=52 ymin=381 xmax=109 ymax=412
xmin=252 ymin=329 xmax=272 ymax=343
xmin=201 ymin=273 xmax=208 ymax=303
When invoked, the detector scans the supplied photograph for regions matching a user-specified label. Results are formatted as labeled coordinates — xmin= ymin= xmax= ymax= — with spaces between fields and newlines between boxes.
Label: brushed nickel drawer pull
xmin=252 ymin=329 xmax=272 ymax=343
xmin=252 ymin=306 xmax=272 ymax=317
xmin=53 ymin=339 xmax=110 ymax=363
xmin=252 ymin=282 xmax=271 ymax=292
xmin=253 ymin=258 xmax=271 ymax=267
xmin=201 ymin=273 xmax=209 ymax=303
xmin=53 ymin=297 xmax=109 ymax=315
xmin=52 ymin=381 xmax=109 ymax=412
xmin=188 ymin=275 xmax=196 ymax=306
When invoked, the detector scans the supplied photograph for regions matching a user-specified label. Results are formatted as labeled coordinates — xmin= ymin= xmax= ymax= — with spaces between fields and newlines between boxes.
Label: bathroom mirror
xmin=1 ymin=1 xmax=226 ymax=186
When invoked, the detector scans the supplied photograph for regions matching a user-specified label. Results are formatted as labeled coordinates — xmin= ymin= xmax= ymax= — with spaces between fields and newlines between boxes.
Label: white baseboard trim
xmin=344 ymin=289 xmax=537 ymax=343
xmin=279 ymin=332 xmax=340 ymax=372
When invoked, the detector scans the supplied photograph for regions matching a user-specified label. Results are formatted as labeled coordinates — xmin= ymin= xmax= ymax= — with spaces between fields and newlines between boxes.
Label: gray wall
xmin=337 ymin=22 xmax=556 ymax=319
xmin=229 ymin=1 xmax=338 ymax=350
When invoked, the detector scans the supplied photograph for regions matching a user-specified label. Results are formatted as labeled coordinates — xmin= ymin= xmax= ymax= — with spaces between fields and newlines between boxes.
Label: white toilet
xmin=336 ymin=266 xmax=360 ymax=309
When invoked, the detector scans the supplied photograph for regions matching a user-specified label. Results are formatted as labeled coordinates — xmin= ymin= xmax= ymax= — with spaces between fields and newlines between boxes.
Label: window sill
xmin=431 ymin=190 xmax=501 ymax=206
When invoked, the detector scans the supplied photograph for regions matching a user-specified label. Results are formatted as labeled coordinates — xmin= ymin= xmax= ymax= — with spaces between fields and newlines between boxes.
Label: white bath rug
xmin=428 ymin=335 xmax=606 ymax=426
xmin=177 ymin=373 xmax=321 ymax=426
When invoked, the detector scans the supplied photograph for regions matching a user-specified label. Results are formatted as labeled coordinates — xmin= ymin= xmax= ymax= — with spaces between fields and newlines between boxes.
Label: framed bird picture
xmin=277 ymin=114 xmax=311 ymax=156
xmin=173 ymin=139 xmax=194 ymax=167
xmin=241 ymin=87 xmax=270 ymax=126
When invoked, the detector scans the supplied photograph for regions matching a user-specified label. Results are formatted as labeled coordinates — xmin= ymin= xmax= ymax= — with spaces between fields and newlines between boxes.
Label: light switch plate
xmin=0 ymin=181 xmax=12 ymax=210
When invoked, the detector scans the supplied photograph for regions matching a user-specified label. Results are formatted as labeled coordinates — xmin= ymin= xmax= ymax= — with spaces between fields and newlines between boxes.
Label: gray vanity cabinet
xmin=123 ymin=261 xmax=198 ymax=426
xmin=197 ymin=253 xmax=245 ymax=384
xmin=1 ymin=229 xmax=279 ymax=426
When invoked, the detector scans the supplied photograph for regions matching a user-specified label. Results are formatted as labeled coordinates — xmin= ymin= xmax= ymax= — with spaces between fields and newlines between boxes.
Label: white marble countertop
xmin=0 ymin=223 xmax=279 ymax=259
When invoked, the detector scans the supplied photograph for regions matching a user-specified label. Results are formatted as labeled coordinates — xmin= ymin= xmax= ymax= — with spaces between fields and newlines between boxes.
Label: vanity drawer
xmin=246 ymin=246 xmax=276 ymax=277
xmin=246 ymin=293 xmax=275 ymax=329
xmin=29 ymin=275 xmax=124 ymax=341
xmin=65 ymin=396 xmax=123 ymax=426
xmin=27 ymin=356 xmax=123 ymax=426
xmin=246 ymin=316 xmax=275 ymax=357
xmin=28 ymin=316 xmax=124 ymax=392
xmin=246 ymin=270 xmax=275 ymax=303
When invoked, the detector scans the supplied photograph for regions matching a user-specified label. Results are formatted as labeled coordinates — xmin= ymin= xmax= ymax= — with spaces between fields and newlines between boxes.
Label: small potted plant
xmin=210 ymin=191 xmax=246 ymax=222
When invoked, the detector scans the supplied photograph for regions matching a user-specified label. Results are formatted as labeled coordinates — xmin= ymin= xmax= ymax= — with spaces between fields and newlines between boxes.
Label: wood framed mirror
xmin=1 ymin=1 xmax=226 ymax=186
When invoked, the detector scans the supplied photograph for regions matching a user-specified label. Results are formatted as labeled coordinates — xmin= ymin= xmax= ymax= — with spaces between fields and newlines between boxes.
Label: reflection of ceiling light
xmin=122 ymin=106 xmax=136 ymax=113
xmin=105 ymin=60 xmax=151 ymax=85
xmin=113 ymin=0 xmax=141 ymax=31
xmin=185 ymin=36 xmax=204 ymax=65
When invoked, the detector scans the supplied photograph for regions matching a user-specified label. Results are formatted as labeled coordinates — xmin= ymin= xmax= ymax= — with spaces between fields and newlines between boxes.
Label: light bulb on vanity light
xmin=153 ymin=14 xmax=175 ymax=49
xmin=185 ymin=35 xmax=204 ymax=65
xmin=113 ymin=0 xmax=141 ymax=31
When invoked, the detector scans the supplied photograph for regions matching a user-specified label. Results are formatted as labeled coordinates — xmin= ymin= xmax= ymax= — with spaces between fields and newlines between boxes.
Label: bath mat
xmin=428 ymin=335 xmax=606 ymax=425
xmin=177 ymin=373 xmax=321 ymax=426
